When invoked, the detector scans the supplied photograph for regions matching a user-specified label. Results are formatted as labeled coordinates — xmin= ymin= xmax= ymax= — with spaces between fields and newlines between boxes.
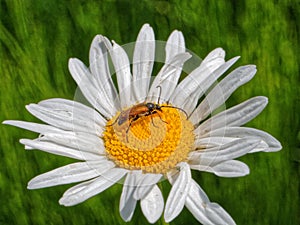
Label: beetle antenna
xmin=161 ymin=105 xmax=188 ymax=118
xmin=156 ymin=85 xmax=162 ymax=104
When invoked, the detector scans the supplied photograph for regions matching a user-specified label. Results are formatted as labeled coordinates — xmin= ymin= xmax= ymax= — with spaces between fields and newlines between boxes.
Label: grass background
xmin=0 ymin=0 xmax=299 ymax=224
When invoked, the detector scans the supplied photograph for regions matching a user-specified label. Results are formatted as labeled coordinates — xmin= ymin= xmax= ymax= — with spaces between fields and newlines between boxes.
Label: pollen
xmin=103 ymin=104 xmax=194 ymax=174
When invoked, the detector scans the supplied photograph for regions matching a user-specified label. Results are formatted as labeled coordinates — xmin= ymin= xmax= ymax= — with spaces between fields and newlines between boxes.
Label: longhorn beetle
xmin=109 ymin=86 xmax=188 ymax=140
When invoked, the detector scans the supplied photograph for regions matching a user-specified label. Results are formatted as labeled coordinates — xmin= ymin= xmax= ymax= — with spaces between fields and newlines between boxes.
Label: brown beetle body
xmin=117 ymin=102 xmax=162 ymax=126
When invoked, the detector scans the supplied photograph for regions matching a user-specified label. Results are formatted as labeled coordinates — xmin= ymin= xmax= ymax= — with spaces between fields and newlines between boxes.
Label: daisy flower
xmin=3 ymin=24 xmax=282 ymax=224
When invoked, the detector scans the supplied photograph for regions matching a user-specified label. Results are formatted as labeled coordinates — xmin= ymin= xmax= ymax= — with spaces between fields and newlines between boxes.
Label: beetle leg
xmin=156 ymin=111 xmax=168 ymax=124
xmin=107 ymin=114 xmax=120 ymax=126
xmin=126 ymin=115 xmax=140 ymax=142
xmin=150 ymin=111 xmax=159 ymax=128
xmin=150 ymin=111 xmax=168 ymax=128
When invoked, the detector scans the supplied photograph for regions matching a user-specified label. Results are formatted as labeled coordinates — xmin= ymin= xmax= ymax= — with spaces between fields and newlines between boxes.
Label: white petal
xmin=140 ymin=185 xmax=164 ymax=224
xmin=170 ymin=48 xmax=227 ymax=104
xmin=212 ymin=160 xmax=249 ymax=177
xmin=40 ymin=131 xmax=105 ymax=155
xmin=28 ymin=160 xmax=114 ymax=189
xmin=133 ymin=173 xmax=162 ymax=200
xmin=185 ymin=180 xmax=213 ymax=225
xmin=68 ymin=58 xmax=115 ymax=118
xmin=187 ymin=179 xmax=210 ymax=204
xmin=119 ymin=171 xmax=141 ymax=222
xmin=20 ymin=139 xmax=103 ymax=161
xmin=164 ymin=162 xmax=191 ymax=222
xmin=89 ymin=35 xmax=120 ymax=110
xmin=132 ymin=24 xmax=155 ymax=102
xmin=180 ymin=57 xmax=240 ymax=114
xmin=202 ymin=126 xmax=282 ymax=152
xmin=147 ymin=52 xmax=191 ymax=103
xmin=165 ymin=30 xmax=185 ymax=63
xmin=26 ymin=102 xmax=103 ymax=136
xmin=150 ymin=30 xmax=187 ymax=101
xmin=189 ymin=65 xmax=257 ymax=125
xmin=147 ymin=30 xmax=187 ymax=102
xmin=59 ymin=168 xmax=127 ymax=206
xmin=185 ymin=180 xmax=236 ymax=225
xmin=190 ymin=160 xmax=250 ymax=177
xmin=195 ymin=136 xmax=238 ymax=149
xmin=195 ymin=96 xmax=268 ymax=136
xmin=189 ymin=138 xmax=261 ymax=166
xmin=2 ymin=120 xmax=62 ymax=134
xmin=106 ymin=41 xmax=132 ymax=108
xmin=39 ymin=98 xmax=106 ymax=127
xmin=201 ymin=48 xmax=226 ymax=72
xmin=205 ymin=202 xmax=236 ymax=225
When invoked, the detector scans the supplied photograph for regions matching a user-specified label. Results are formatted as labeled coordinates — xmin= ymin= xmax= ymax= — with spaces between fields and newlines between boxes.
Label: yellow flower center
xmin=103 ymin=104 xmax=194 ymax=174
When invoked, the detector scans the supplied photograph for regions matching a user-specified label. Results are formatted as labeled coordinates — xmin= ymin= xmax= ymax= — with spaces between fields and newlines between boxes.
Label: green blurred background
xmin=0 ymin=0 xmax=299 ymax=224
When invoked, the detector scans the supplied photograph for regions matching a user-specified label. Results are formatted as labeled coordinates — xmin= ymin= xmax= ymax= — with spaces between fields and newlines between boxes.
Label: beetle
xmin=117 ymin=102 xmax=163 ymax=126
xmin=109 ymin=86 xmax=188 ymax=139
